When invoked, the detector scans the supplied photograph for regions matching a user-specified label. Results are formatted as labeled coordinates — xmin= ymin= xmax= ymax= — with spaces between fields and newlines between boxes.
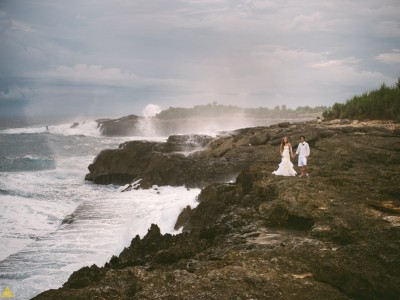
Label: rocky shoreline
xmin=34 ymin=120 xmax=400 ymax=299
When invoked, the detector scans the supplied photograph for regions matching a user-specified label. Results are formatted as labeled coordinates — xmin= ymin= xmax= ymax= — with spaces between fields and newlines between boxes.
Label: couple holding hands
xmin=272 ymin=135 xmax=310 ymax=177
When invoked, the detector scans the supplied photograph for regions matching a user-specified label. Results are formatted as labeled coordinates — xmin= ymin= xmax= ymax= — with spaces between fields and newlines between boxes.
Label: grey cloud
xmin=0 ymin=0 xmax=399 ymax=118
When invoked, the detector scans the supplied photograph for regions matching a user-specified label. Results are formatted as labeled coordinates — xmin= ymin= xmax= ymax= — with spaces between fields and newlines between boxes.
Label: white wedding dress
xmin=272 ymin=145 xmax=297 ymax=176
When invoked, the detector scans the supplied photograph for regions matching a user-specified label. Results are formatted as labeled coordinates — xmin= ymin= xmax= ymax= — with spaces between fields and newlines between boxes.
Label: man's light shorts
xmin=298 ymin=156 xmax=307 ymax=167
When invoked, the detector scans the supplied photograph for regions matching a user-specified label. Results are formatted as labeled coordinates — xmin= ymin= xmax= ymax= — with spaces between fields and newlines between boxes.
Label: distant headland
xmin=95 ymin=80 xmax=400 ymax=137
xmin=96 ymin=103 xmax=326 ymax=137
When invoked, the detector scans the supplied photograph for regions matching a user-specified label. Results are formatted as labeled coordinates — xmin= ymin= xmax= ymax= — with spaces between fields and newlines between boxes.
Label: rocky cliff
xmin=34 ymin=120 xmax=400 ymax=299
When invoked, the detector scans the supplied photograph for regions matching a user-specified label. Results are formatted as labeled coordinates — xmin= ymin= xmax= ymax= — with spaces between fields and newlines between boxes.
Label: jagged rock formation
xmin=34 ymin=120 xmax=400 ymax=299
xmin=84 ymin=121 xmax=299 ymax=187
xmin=84 ymin=134 xmax=223 ymax=187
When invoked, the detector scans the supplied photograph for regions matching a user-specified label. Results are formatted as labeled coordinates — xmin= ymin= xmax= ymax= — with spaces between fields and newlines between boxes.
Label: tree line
xmin=156 ymin=102 xmax=326 ymax=119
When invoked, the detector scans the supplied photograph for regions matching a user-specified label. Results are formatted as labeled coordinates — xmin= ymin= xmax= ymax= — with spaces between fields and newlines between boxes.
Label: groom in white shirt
xmin=295 ymin=135 xmax=310 ymax=177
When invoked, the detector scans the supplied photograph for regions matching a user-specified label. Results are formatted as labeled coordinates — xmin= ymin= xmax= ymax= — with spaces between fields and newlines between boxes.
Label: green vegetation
xmin=322 ymin=80 xmax=400 ymax=121
xmin=156 ymin=102 xmax=327 ymax=120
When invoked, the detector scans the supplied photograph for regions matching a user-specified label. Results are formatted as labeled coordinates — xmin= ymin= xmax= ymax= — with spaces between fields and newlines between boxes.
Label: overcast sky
xmin=0 ymin=0 xmax=399 ymax=118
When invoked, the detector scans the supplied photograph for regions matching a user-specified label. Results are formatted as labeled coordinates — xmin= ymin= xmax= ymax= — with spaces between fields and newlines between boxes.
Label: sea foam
xmin=0 ymin=124 xmax=198 ymax=300
xmin=0 ymin=121 xmax=101 ymax=137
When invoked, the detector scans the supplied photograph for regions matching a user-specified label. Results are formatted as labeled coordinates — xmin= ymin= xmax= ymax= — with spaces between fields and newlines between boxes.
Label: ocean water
xmin=0 ymin=120 xmax=200 ymax=299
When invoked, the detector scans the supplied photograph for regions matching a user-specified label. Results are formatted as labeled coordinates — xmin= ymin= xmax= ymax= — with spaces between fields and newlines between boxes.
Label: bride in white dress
xmin=272 ymin=136 xmax=297 ymax=176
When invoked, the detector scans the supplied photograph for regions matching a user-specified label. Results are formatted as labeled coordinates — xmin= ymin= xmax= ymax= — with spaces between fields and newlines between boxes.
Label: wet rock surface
xmin=34 ymin=120 xmax=400 ymax=299
xmin=97 ymin=115 xmax=141 ymax=136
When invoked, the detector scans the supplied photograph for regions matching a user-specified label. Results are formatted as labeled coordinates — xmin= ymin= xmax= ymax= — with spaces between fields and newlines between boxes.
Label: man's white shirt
xmin=296 ymin=142 xmax=310 ymax=157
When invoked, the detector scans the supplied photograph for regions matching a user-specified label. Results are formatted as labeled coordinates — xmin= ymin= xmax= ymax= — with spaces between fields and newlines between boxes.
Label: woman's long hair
xmin=280 ymin=136 xmax=289 ymax=152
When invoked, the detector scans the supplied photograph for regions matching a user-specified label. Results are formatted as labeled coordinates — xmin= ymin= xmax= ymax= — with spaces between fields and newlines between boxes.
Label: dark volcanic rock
xmin=166 ymin=134 xmax=214 ymax=149
xmin=70 ymin=122 xmax=79 ymax=128
xmin=174 ymin=205 xmax=192 ymax=230
xmin=35 ymin=120 xmax=400 ymax=300
xmin=64 ymin=264 xmax=105 ymax=289
xmin=85 ymin=142 xmax=154 ymax=185
xmin=97 ymin=115 xmax=140 ymax=136
xmin=85 ymin=131 xmax=263 ymax=187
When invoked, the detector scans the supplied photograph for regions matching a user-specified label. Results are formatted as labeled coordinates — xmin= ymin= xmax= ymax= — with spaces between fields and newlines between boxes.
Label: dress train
xmin=272 ymin=145 xmax=297 ymax=176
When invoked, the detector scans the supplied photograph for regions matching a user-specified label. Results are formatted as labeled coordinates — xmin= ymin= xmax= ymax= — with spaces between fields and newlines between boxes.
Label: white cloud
xmin=245 ymin=0 xmax=281 ymax=10
xmin=376 ymin=49 xmax=400 ymax=64
xmin=11 ymin=19 xmax=34 ymax=32
xmin=287 ymin=12 xmax=326 ymax=32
